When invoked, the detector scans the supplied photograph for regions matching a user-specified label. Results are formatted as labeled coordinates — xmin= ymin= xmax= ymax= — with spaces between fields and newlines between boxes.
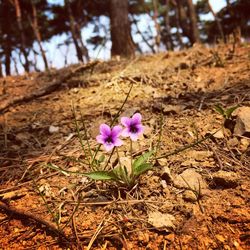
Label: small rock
xmin=239 ymin=138 xmax=249 ymax=152
xmin=212 ymin=170 xmax=239 ymax=188
xmin=234 ymin=106 xmax=250 ymax=137
xmin=163 ymin=104 xmax=185 ymax=115
xmin=188 ymin=150 xmax=213 ymax=161
xmin=49 ymin=125 xmax=59 ymax=133
xmin=212 ymin=129 xmax=224 ymax=139
xmin=161 ymin=180 xmax=168 ymax=189
xmin=159 ymin=201 xmax=174 ymax=213
xmin=161 ymin=166 xmax=173 ymax=184
xmin=174 ymin=168 xmax=207 ymax=191
xmin=182 ymin=190 xmax=197 ymax=202
xmin=71 ymin=88 xmax=79 ymax=94
xmin=148 ymin=211 xmax=175 ymax=231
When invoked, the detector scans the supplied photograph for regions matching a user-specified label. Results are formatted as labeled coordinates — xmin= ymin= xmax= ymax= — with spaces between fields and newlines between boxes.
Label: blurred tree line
xmin=0 ymin=0 xmax=249 ymax=76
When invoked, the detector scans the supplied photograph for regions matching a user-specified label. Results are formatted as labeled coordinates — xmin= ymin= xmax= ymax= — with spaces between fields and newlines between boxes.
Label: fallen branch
xmin=0 ymin=61 xmax=99 ymax=114
xmin=0 ymin=200 xmax=69 ymax=243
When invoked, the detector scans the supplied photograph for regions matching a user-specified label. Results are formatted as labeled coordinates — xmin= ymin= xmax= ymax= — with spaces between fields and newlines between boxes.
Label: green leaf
xmin=112 ymin=166 xmax=127 ymax=181
xmin=46 ymin=163 xmax=70 ymax=176
xmin=84 ymin=171 xmax=117 ymax=180
xmin=132 ymin=150 xmax=154 ymax=169
xmin=225 ymin=105 xmax=239 ymax=119
xmin=214 ymin=104 xmax=225 ymax=117
xmin=133 ymin=163 xmax=153 ymax=177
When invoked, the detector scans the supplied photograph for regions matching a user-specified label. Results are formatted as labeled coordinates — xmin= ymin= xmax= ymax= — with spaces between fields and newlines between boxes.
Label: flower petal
xmin=132 ymin=113 xmax=142 ymax=124
xmin=103 ymin=143 xmax=114 ymax=152
xmin=96 ymin=135 xmax=105 ymax=144
xmin=100 ymin=124 xmax=111 ymax=136
xmin=113 ymin=138 xmax=123 ymax=147
xmin=130 ymin=133 xmax=139 ymax=141
xmin=111 ymin=125 xmax=122 ymax=138
xmin=136 ymin=124 xmax=144 ymax=134
xmin=121 ymin=117 xmax=131 ymax=127
xmin=121 ymin=128 xmax=130 ymax=137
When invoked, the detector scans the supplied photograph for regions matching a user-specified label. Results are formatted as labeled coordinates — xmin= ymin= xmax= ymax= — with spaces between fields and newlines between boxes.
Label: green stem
xmin=103 ymin=147 xmax=115 ymax=170
xmin=154 ymin=126 xmax=223 ymax=160
xmin=130 ymin=139 xmax=133 ymax=177
xmin=72 ymin=103 xmax=91 ymax=167
xmin=155 ymin=109 xmax=164 ymax=157
xmin=80 ymin=110 xmax=93 ymax=159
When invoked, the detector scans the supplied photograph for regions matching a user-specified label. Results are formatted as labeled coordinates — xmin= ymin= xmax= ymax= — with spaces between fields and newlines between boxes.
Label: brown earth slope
xmin=0 ymin=44 xmax=249 ymax=249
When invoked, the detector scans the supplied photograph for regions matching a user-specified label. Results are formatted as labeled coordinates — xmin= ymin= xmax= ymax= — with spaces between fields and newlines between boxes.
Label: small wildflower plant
xmin=90 ymin=112 xmax=153 ymax=188
xmin=47 ymin=84 xmax=154 ymax=188
xmin=214 ymin=104 xmax=239 ymax=120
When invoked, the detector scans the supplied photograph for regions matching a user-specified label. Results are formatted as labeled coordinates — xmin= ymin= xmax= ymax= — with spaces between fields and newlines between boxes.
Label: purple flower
xmin=121 ymin=113 xmax=144 ymax=141
xmin=96 ymin=124 xmax=123 ymax=151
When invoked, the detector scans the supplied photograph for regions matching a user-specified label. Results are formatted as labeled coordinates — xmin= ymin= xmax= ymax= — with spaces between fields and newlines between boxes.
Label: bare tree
xmin=11 ymin=0 xmax=30 ymax=72
xmin=110 ymin=0 xmax=135 ymax=58
xmin=186 ymin=0 xmax=200 ymax=44
xmin=0 ymin=63 xmax=3 ymax=78
xmin=28 ymin=1 xmax=49 ymax=70
xmin=64 ymin=0 xmax=89 ymax=63
xmin=1 ymin=2 xmax=12 ymax=75
xmin=164 ymin=0 xmax=173 ymax=50
xmin=152 ymin=0 xmax=161 ymax=51
xmin=176 ymin=0 xmax=191 ymax=43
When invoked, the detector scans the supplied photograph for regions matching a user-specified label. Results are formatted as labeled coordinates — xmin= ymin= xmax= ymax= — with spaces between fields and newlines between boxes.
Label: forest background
xmin=0 ymin=0 xmax=249 ymax=76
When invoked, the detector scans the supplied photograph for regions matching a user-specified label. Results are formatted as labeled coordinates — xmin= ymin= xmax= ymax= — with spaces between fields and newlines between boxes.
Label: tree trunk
xmin=186 ymin=0 xmax=200 ymax=44
xmin=13 ymin=0 xmax=30 ymax=72
xmin=64 ymin=0 xmax=89 ymax=63
xmin=30 ymin=1 xmax=49 ymax=70
xmin=152 ymin=0 xmax=161 ymax=52
xmin=110 ymin=0 xmax=135 ymax=58
xmin=1 ymin=1 xmax=12 ymax=75
xmin=164 ymin=0 xmax=173 ymax=50
xmin=0 ymin=63 xmax=3 ymax=78
xmin=75 ymin=22 xmax=89 ymax=62
xmin=174 ymin=1 xmax=184 ymax=49
xmin=4 ymin=48 xmax=11 ymax=76
xmin=65 ymin=0 xmax=84 ymax=62
xmin=176 ymin=0 xmax=192 ymax=44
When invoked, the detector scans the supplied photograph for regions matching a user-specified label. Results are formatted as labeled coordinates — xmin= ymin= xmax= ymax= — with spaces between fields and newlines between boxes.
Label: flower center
xmin=130 ymin=124 xmax=138 ymax=133
xmin=105 ymin=136 xmax=113 ymax=144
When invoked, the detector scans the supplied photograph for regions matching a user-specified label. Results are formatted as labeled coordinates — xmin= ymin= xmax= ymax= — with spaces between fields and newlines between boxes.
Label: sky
xmin=11 ymin=0 xmax=227 ymax=74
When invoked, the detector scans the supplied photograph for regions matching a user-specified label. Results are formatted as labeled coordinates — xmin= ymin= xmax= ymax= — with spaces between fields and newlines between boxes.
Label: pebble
xmin=212 ymin=170 xmax=239 ymax=188
xmin=174 ymin=168 xmax=207 ymax=191
xmin=182 ymin=190 xmax=197 ymax=202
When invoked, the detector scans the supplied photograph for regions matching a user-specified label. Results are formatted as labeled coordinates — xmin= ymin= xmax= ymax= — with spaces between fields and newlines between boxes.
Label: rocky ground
xmin=0 ymin=43 xmax=249 ymax=249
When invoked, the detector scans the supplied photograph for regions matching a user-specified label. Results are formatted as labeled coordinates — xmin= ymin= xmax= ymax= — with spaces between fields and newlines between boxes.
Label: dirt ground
xmin=0 ymin=43 xmax=249 ymax=249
